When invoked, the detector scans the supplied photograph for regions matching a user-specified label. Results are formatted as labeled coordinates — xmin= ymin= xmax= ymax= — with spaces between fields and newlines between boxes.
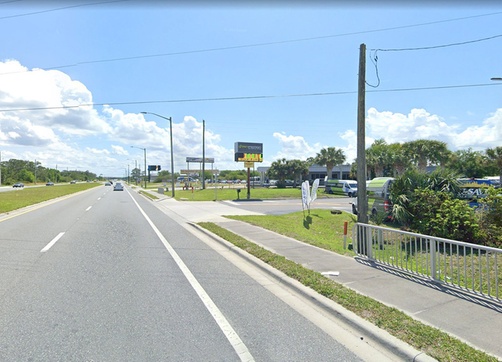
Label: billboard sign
xmin=234 ymin=142 xmax=263 ymax=163
xmin=186 ymin=157 xmax=215 ymax=163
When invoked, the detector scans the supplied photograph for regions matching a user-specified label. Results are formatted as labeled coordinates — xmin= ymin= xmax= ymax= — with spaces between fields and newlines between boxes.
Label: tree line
xmin=0 ymin=159 xmax=98 ymax=185
xmin=266 ymin=140 xmax=501 ymax=185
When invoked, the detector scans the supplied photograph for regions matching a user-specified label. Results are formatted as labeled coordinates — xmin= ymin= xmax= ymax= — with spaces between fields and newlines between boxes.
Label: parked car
xmin=113 ymin=182 xmax=124 ymax=191
xmin=12 ymin=182 xmax=24 ymax=188
xmin=46 ymin=182 xmax=54 ymax=186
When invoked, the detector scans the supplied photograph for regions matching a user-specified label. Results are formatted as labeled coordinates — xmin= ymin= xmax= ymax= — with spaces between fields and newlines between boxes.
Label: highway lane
xmin=0 ymin=185 xmax=365 ymax=361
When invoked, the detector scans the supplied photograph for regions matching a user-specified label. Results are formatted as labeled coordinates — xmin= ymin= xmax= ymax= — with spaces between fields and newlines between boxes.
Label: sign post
xmin=234 ymin=142 xmax=263 ymax=200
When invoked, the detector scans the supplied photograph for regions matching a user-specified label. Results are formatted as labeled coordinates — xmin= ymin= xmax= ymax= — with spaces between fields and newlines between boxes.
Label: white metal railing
xmin=353 ymin=223 xmax=501 ymax=302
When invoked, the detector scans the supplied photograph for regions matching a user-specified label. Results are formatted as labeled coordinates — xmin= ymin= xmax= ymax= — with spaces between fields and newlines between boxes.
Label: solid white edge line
xmin=126 ymin=189 xmax=255 ymax=362
xmin=41 ymin=232 xmax=65 ymax=252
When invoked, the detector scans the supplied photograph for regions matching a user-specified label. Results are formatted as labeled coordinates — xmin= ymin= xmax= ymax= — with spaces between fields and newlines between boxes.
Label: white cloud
xmin=365 ymin=107 xmax=501 ymax=151
xmin=453 ymin=109 xmax=502 ymax=150
xmin=111 ymin=145 xmax=128 ymax=156
xmin=0 ymin=60 xmax=111 ymax=137
xmin=271 ymin=132 xmax=320 ymax=162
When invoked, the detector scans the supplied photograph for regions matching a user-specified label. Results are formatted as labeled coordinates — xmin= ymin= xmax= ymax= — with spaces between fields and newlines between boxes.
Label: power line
xmin=0 ymin=0 xmax=128 ymax=20
xmin=0 ymin=82 xmax=500 ymax=113
xmin=367 ymin=33 xmax=502 ymax=89
xmin=371 ymin=33 xmax=502 ymax=53
xmin=1 ymin=11 xmax=501 ymax=76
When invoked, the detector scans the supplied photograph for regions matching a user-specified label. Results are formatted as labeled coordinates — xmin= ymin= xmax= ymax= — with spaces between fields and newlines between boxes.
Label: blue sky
xmin=0 ymin=1 xmax=501 ymax=177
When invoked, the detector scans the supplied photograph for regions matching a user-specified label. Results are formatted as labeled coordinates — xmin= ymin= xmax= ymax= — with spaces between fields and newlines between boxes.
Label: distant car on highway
xmin=13 ymin=182 xmax=24 ymax=188
xmin=113 ymin=182 xmax=124 ymax=191
xmin=46 ymin=182 xmax=54 ymax=186
xmin=105 ymin=182 xmax=112 ymax=186
xmin=70 ymin=180 xmax=77 ymax=184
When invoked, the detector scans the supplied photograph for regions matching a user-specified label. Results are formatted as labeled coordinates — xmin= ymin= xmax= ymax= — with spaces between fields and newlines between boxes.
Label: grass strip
xmin=139 ymin=190 xmax=158 ymax=200
xmin=0 ymin=183 xmax=100 ymax=213
xmin=198 ymin=222 xmax=498 ymax=362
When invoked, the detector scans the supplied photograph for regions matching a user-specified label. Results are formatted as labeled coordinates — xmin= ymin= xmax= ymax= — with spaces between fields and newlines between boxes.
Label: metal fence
xmin=353 ymin=223 xmax=501 ymax=302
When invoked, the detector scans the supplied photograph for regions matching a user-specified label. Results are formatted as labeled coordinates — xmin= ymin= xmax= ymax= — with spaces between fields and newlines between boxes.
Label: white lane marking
xmin=126 ymin=189 xmax=255 ymax=362
xmin=86 ymin=206 xmax=92 ymax=211
xmin=41 ymin=232 xmax=65 ymax=252
xmin=97 ymin=197 xmax=101 ymax=201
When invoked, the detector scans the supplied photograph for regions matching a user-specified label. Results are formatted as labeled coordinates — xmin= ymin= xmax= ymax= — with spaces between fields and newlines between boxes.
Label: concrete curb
xmin=190 ymin=222 xmax=437 ymax=362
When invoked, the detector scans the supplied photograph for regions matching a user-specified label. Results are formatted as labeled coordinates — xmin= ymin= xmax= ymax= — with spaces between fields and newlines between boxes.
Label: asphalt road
xmin=0 ymin=185 xmax=367 ymax=361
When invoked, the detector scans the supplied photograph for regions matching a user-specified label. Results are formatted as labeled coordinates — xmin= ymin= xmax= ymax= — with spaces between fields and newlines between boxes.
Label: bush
xmin=475 ymin=187 xmax=502 ymax=248
xmin=408 ymin=189 xmax=479 ymax=243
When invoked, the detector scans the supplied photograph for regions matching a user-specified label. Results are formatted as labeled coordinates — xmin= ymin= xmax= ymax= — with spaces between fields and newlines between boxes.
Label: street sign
xmin=244 ymin=161 xmax=254 ymax=168
xmin=186 ymin=157 xmax=215 ymax=163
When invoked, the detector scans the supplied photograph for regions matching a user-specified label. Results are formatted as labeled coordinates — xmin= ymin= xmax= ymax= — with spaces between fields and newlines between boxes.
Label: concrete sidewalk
xmin=144 ymin=191 xmax=502 ymax=360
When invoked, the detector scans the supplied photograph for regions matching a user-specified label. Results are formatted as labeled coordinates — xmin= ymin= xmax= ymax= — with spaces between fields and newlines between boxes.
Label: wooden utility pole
xmin=357 ymin=43 xmax=368 ymax=224
xmin=202 ymin=119 xmax=205 ymax=190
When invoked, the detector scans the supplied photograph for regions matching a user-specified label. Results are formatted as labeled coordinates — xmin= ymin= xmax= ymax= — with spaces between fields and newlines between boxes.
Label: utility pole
xmin=202 ymin=119 xmax=206 ymax=190
xmin=357 ymin=43 xmax=368 ymax=224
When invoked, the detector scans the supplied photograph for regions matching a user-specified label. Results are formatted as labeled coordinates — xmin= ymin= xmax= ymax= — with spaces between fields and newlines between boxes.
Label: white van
xmin=342 ymin=181 xmax=358 ymax=197
xmin=325 ymin=179 xmax=358 ymax=197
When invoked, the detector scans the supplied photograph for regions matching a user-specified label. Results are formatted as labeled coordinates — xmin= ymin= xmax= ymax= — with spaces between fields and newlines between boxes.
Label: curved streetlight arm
xmin=141 ymin=111 xmax=175 ymax=198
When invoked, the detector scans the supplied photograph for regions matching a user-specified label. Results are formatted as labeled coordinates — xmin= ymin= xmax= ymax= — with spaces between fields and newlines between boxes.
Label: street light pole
xmin=131 ymin=146 xmax=147 ymax=188
xmin=141 ymin=111 xmax=175 ymax=197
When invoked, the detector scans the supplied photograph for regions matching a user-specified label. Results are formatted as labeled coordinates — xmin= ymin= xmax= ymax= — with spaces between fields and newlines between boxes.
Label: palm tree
xmin=287 ymin=159 xmax=309 ymax=186
xmin=486 ymin=146 xmax=502 ymax=185
xmin=313 ymin=147 xmax=346 ymax=179
xmin=403 ymin=139 xmax=450 ymax=172
xmin=366 ymin=139 xmax=389 ymax=177
xmin=267 ymin=158 xmax=289 ymax=186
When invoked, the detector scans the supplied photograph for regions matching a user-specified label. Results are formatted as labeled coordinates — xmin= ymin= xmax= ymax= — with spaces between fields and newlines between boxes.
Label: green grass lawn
xmin=227 ymin=209 xmax=357 ymax=255
xmin=0 ymin=183 xmax=100 ymax=213
xmin=142 ymin=182 xmax=344 ymax=201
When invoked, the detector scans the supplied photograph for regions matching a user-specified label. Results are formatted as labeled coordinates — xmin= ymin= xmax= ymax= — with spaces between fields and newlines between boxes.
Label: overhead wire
xmin=366 ymin=33 xmax=502 ymax=88
xmin=0 ymin=0 xmax=128 ymax=19
xmin=0 ymin=82 xmax=500 ymax=113
xmin=0 ymin=10 xmax=502 ymax=75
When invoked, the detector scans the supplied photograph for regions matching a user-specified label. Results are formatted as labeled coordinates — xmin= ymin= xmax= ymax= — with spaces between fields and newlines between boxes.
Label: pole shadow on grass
xmin=303 ymin=215 xmax=312 ymax=229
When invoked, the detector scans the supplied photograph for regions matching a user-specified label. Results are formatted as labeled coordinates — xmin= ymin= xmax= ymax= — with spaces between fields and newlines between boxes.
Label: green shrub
xmin=476 ymin=187 xmax=502 ymax=248
xmin=408 ymin=189 xmax=479 ymax=243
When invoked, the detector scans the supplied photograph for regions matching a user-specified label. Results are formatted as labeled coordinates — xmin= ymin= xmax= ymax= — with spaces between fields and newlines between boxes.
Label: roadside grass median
xmin=139 ymin=190 xmax=159 ymax=200
xmin=198 ymin=215 xmax=498 ymax=362
xmin=0 ymin=183 xmax=100 ymax=213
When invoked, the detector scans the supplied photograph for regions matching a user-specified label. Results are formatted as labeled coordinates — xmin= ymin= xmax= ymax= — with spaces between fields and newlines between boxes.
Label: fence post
xmin=366 ymin=226 xmax=373 ymax=259
xmin=430 ymin=238 xmax=437 ymax=281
